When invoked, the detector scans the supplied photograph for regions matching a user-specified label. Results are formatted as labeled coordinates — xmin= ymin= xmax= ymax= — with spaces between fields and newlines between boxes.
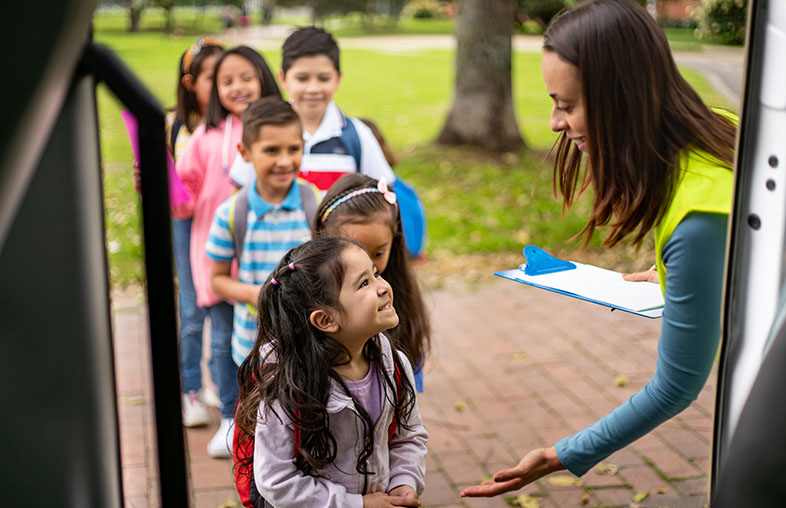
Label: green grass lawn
xmin=95 ymin=23 xmax=736 ymax=287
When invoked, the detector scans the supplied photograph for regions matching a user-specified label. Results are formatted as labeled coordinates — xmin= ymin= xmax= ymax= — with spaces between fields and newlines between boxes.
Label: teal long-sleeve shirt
xmin=555 ymin=212 xmax=728 ymax=476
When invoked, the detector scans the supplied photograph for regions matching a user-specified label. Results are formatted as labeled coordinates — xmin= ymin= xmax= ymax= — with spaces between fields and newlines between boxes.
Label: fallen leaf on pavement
xmin=455 ymin=399 xmax=467 ymax=411
xmin=581 ymin=492 xmax=590 ymax=504
xmin=510 ymin=352 xmax=528 ymax=362
xmin=613 ymin=374 xmax=630 ymax=387
xmin=547 ymin=475 xmax=584 ymax=486
xmin=595 ymin=461 xmax=619 ymax=475
xmin=633 ymin=491 xmax=650 ymax=502
xmin=121 ymin=395 xmax=145 ymax=406
xmin=658 ymin=485 xmax=668 ymax=494
xmin=516 ymin=493 xmax=540 ymax=507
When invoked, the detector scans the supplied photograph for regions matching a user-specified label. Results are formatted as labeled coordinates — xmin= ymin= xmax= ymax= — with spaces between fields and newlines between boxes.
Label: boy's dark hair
xmin=175 ymin=40 xmax=223 ymax=133
xmin=241 ymin=97 xmax=302 ymax=147
xmin=314 ymin=174 xmax=430 ymax=370
xmin=281 ymin=26 xmax=340 ymax=75
xmin=235 ymin=237 xmax=416 ymax=477
xmin=205 ymin=46 xmax=282 ymax=130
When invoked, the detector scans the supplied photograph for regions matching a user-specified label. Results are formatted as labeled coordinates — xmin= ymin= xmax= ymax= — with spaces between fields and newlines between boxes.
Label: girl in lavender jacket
xmin=235 ymin=237 xmax=428 ymax=508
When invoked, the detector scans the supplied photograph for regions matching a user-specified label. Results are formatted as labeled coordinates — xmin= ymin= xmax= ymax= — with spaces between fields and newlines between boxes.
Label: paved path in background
xmin=226 ymin=27 xmax=744 ymax=108
xmin=115 ymin=276 xmax=715 ymax=507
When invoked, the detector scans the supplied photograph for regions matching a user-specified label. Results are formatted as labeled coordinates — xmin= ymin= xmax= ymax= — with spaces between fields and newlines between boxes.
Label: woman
xmin=462 ymin=0 xmax=737 ymax=497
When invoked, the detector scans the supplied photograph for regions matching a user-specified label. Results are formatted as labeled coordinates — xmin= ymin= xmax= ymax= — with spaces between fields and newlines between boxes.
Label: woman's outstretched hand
xmin=460 ymin=447 xmax=565 ymax=497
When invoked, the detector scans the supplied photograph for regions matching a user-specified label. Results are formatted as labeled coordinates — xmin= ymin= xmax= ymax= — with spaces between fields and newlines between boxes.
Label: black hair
xmin=205 ymin=46 xmax=282 ymax=130
xmin=281 ymin=26 xmax=340 ymax=75
xmin=235 ymin=237 xmax=416 ymax=477
xmin=174 ymin=41 xmax=224 ymax=133
xmin=241 ymin=96 xmax=302 ymax=148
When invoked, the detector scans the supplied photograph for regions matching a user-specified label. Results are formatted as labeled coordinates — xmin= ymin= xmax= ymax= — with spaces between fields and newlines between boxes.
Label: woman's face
xmin=541 ymin=51 xmax=587 ymax=152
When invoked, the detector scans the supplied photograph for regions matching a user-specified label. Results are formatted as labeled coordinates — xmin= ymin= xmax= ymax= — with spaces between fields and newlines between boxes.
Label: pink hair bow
xmin=377 ymin=178 xmax=397 ymax=205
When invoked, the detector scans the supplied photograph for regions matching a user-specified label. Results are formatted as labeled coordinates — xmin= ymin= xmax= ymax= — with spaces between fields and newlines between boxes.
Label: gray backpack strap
xmin=232 ymin=186 xmax=250 ymax=263
xmin=298 ymin=182 xmax=318 ymax=230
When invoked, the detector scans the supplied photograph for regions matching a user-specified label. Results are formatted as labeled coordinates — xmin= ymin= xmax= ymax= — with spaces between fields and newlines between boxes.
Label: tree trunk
xmin=437 ymin=0 xmax=524 ymax=152
xmin=128 ymin=4 xmax=142 ymax=32
xmin=164 ymin=6 xmax=174 ymax=33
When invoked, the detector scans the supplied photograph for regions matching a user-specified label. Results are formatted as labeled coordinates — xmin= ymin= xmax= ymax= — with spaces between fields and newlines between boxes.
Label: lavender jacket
xmin=253 ymin=333 xmax=428 ymax=508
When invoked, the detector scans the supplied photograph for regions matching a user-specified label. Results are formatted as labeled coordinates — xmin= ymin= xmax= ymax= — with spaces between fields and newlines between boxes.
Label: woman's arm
xmin=554 ymin=212 xmax=727 ymax=475
xmin=462 ymin=212 xmax=727 ymax=496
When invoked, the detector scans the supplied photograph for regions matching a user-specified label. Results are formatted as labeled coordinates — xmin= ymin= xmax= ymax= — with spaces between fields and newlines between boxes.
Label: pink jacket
xmin=174 ymin=116 xmax=242 ymax=307
xmin=253 ymin=334 xmax=428 ymax=508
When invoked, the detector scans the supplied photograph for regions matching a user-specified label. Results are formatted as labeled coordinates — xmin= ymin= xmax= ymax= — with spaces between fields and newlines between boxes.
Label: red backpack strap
xmin=233 ymin=399 xmax=256 ymax=507
xmin=387 ymin=360 xmax=403 ymax=443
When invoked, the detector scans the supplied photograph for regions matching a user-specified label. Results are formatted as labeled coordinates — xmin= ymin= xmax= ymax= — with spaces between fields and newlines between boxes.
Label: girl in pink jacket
xmin=175 ymin=45 xmax=280 ymax=458
xmin=235 ymin=237 xmax=428 ymax=508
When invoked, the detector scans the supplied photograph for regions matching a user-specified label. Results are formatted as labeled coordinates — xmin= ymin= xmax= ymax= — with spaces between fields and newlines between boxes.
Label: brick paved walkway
xmin=115 ymin=276 xmax=714 ymax=508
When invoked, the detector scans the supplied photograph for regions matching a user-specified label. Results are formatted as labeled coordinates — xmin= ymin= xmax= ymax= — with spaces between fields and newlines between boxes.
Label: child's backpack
xmin=313 ymin=115 xmax=427 ymax=259
xmin=227 ymin=178 xmax=319 ymax=264
xmin=233 ymin=359 xmax=404 ymax=508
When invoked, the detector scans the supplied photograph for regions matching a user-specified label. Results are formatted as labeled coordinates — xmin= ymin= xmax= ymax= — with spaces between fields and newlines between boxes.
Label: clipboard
xmin=495 ymin=246 xmax=664 ymax=319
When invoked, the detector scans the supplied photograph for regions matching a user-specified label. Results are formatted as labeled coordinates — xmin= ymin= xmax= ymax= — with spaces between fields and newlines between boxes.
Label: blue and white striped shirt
xmin=206 ymin=181 xmax=311 ymax=365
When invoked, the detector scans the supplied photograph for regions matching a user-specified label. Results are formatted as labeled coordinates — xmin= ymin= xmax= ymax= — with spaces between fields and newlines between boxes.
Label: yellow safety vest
xmin=653 ymin=148 xmax=734 ymax=294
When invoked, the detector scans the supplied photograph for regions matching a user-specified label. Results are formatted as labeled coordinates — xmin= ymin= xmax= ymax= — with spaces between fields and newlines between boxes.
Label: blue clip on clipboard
xmin=495 ymin=246 xmax=664 ymax=319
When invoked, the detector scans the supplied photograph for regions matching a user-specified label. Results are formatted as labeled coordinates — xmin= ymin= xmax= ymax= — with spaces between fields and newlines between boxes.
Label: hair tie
xmin=288 ymin=263 xmax=295 ymax=271
xmin=320 ymin=179 xmax=397 ymax=223
xmin=271 ymin=278 xmax=278 ymax=286
xmin=182 ymin=37 xmax=222 ymax=75
xmin=377 ymin=178 xmax=397 ymax=205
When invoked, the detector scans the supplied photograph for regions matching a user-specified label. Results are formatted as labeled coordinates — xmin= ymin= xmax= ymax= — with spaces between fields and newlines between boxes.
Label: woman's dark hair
xmin=235 ymin=237 xmax=416 ymax=477
xmin=174 ymin=39 xmax=224 ymax=133
xmin=544 ymin=0 xmax=737 ymax=247
xmin=314 ymin=174 xmax=431 ymax=370
xmin=205 ymin=46 xmax=281 ymax=130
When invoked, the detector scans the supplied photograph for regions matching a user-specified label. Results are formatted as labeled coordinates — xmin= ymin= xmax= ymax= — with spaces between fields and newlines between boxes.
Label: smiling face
xmin=337 ymin=216 xmax=394 ymax=274
xmin=239 ymin=122 xmax=304 ymax=204
xmin=279 ymin=55 xmax=341 ymax=125
xmin=216 ymin=54 xmax=262 ymax=119
xmin=333 ymin=245 xmax=398 ymax=346
xmin=541 ymin=50 xmax=587 ymax=152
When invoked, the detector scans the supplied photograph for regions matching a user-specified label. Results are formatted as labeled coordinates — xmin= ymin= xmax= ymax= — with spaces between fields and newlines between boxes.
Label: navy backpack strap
xmin=169 ymin=118 xmax=183 ymax=158
xmin=340 ymin=114 xmax=362 ymax=170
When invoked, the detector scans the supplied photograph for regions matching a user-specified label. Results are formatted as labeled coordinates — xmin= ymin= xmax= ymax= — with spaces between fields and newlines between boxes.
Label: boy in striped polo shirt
xmin=207 ymin=98 xmax=318 ymax=368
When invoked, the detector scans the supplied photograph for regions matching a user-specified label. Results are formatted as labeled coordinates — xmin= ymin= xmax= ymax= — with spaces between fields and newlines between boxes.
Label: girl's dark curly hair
xmin=313 ymin=174 xmax=431 ymax=371
xmin=235 ymin=237 xmax=416 ymax=478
